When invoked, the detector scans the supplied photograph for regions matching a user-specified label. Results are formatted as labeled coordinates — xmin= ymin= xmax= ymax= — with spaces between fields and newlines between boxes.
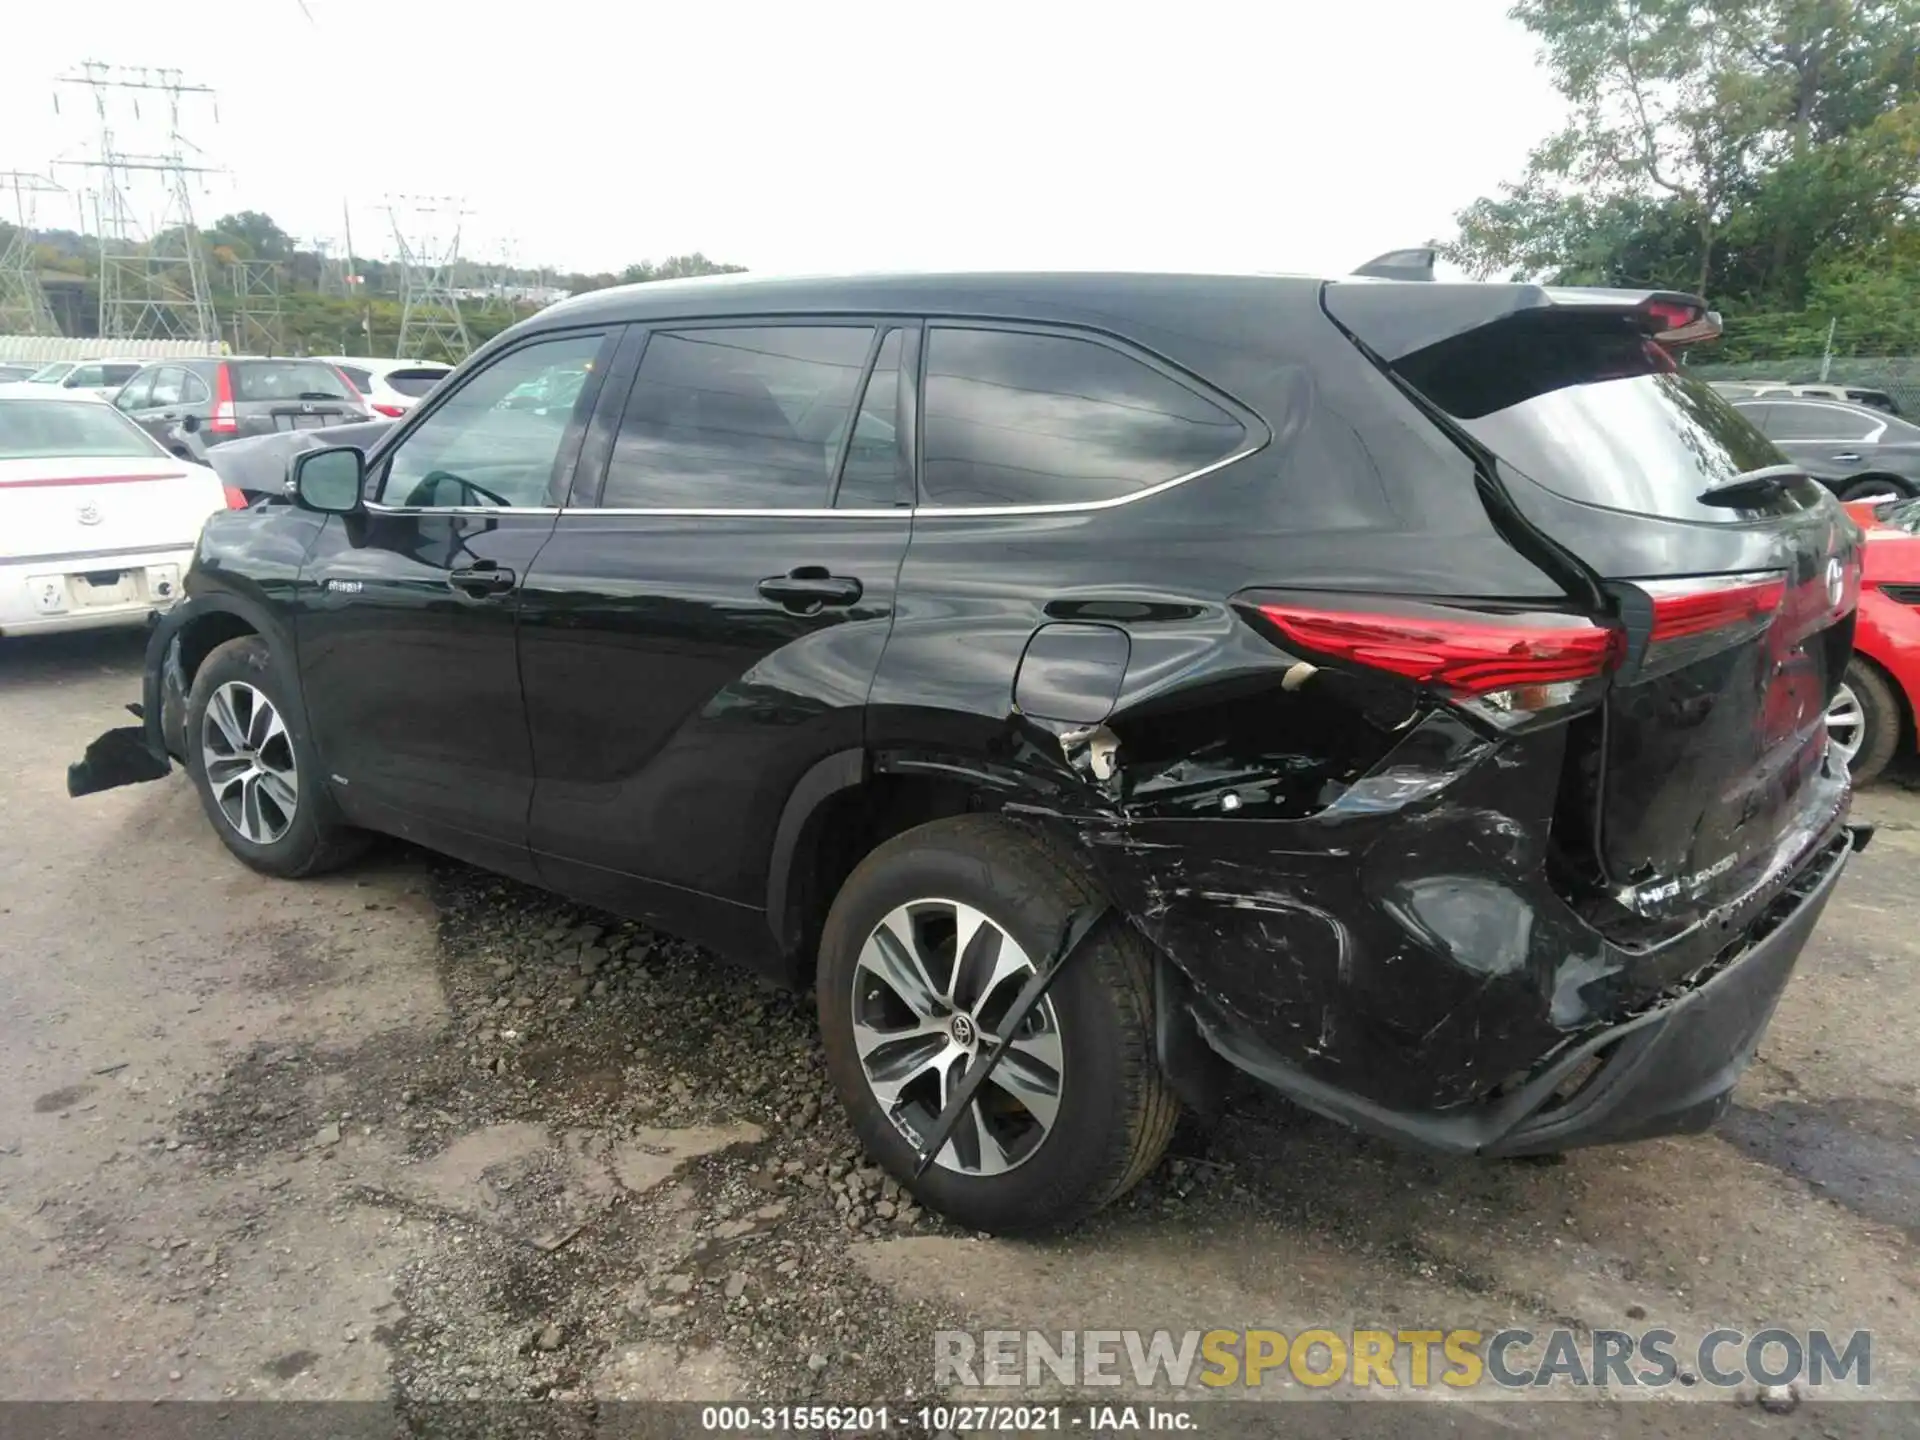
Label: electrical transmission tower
xmin=387 ymin=195 xmax=472 ymax=362
xmin=0 ymin=171 xmax=63 ymax=334
xmin=56 ymin=62 xmax=221 ymax=347
xmin=226 ymin=260 xmax=284 ymax=353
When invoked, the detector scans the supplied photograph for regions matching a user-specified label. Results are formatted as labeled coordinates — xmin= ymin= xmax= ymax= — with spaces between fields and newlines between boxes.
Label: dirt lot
xmin=2 ymin=627 xmax=1917 ymax=1433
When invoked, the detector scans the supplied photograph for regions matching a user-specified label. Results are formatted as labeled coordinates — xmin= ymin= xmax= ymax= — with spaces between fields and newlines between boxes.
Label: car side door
xmin=516 ymin=319 xmax=916 ymax=971
xmin=130 ymin=366 xmax=189 ymax=447
xmin=294 ymin=327 xmax=616 ymax=880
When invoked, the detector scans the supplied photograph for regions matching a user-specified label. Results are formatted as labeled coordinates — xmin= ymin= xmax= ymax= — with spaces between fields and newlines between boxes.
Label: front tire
xmin=817 ymin=815 xmax=1179 ymax=1234
xmin=185 ymin=635 xmax=367 ymax=877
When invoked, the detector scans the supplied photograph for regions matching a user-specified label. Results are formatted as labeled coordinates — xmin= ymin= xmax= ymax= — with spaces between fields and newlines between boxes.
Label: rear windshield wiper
xmin=1698 ymin=463 xmax=1805 ymax=507
xmin=295 ymin=391 xmax=346 ymax=401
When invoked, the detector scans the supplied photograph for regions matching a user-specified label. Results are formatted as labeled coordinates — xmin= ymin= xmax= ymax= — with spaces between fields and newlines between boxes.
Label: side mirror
xmin=292 ymin=446 xmax=365 ymax=515
xmin=179 ymin=413 xmax=200 ymax=433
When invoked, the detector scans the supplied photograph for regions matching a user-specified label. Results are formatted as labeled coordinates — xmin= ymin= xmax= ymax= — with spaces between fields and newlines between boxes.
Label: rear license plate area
xmin=73 ymin=570 xmax=134 ymax=606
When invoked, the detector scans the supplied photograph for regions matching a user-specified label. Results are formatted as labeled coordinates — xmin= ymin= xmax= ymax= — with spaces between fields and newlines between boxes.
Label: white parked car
xmin=312 ymin=356 xmax=453 ymax=417
xmin=0 ymin=392 xmax=239 ymax=637
xmin=2 ymin=357 xmax=150 ymax=397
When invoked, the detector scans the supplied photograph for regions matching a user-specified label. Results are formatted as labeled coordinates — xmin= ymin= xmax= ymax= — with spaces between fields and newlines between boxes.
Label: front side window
xmin=379 ymin=332 xmax=604 ymax=508
xmin=920 ymin=327 xmax=1248 ymax=508
xmin=600 ymin=325 xmax=875 ymax=510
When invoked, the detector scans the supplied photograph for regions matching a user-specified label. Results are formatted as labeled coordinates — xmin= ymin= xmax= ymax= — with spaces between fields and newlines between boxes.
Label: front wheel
xmin=817 ymin=815 xmax=1179 ymax=1235
xmin=185 ymin=635 xmax=367 ymax=877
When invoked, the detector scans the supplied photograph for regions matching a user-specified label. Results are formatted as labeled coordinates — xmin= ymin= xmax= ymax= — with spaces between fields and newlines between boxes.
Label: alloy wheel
xmin=1826 ymin=681 xmax=1866 ymax=766
xmin=200 ymin=681 xmax=299 ymax=844
xmin=850 ymin=898 xmax=1064 ymax=1176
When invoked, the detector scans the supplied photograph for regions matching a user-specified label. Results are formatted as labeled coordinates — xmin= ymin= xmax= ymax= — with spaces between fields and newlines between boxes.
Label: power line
xmin=53 ymin=62 xmax=222 ymax=348
xmin=0 ymin=171 xmax=63 ymax=334
xmin=387 ymin=194 xmax=473 ymax=362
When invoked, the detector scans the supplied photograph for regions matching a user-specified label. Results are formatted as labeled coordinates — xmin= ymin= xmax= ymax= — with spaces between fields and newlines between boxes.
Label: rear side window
xmin=920 ymin=327 xmax=1247 ymax=508
xmin=386 ymin=367 xmax=450 ymax=397
xmin=147 ymin=368 xmax=184 ymax=407
xmin=1396 ymin=314 xmax=1797 ymax=522
xmin=230 ymin=361 xmax=355 ymax=402
xmin=1767 ymin=403 xmax=1881 ymax=441
xmin=836 ymin=328 xmax=908 ymax=509
xmin=101 ymin=363 xmax=140 ymax=385
xmin=337 ymin=365 xmax=373 ymax=392
xmin=602 ymin=325 xmax=874 ymax=510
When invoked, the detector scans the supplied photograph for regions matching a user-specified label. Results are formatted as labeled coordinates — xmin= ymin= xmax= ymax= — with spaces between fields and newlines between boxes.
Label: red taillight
xmin=223 ymin=485 xmax=248 ymax=509
xmin=371 ymin=402 xmax=405 ymax=417
xmin=210 ymin=363 xmax=237 ymax=433
xmin=1252 ymin=603 xmax=1623 ymax=698
xmin=1640 ymin=297 xmax=1722 ymax=347
xmin=1643 ymin=574 xmax=1787 ymax=642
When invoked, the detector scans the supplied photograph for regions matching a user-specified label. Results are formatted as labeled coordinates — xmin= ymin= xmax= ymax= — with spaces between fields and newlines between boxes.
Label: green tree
xmin=1449 ymin=0 xmax=1920 ymax=307
xmin=208 ymin=210 xmax=294 ymax=261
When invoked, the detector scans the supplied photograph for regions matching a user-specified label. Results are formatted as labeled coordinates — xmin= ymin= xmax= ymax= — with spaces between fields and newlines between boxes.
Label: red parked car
xmin=1832 ymin=497 xmax=1920 ymax=782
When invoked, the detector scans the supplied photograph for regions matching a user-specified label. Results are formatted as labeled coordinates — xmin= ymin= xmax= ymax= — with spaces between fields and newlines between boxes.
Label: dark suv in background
xmin=111 ymin=357 xmax=371 ymax=462
xmin=72 ymin=269 xmax=1868 ymax=1234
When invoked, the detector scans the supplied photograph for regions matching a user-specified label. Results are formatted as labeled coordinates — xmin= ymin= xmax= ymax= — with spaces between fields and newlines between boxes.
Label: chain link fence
xmin=1685 ymin=354 xmax=1920 ymax=415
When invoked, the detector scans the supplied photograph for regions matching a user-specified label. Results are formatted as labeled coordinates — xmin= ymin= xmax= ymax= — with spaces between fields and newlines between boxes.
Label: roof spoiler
xmin=1350 ymin=247 xmax=1437 ymax=282
xmin=1324 ymin=281 xmax=1722 ymax=362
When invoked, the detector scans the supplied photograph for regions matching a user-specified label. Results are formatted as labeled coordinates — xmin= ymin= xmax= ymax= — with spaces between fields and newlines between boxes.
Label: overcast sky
xmin=2 ymin=1 xmax=1565 ymax=280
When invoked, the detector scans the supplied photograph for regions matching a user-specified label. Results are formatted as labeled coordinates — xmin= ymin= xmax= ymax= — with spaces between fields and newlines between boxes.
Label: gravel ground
xmin=3 ymin=627 xmax=1917 ymax=1437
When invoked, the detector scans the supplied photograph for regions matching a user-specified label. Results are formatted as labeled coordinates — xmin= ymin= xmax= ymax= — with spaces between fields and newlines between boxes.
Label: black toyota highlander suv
xmin=70 ymin=266 xmax=1869 ymax=1234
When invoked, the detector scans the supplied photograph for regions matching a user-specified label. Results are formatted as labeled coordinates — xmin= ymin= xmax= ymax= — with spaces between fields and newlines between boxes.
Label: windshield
xmin=1397 ymin=313 xmax=1820 ymax=523
xmin=231 ymin=361 xmax=355 ymax=402
xmin=26 ymin=362 xmax=74 ymax=384
xmin=0 ymin=399 xmax=166 ymax=459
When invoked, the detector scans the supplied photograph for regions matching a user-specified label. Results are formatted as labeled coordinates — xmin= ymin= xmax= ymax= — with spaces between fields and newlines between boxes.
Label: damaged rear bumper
xmin=66 ymin=603 xmax=192 ymax=799
xmin=1186 ymin=827 xmax=1859 ymax=1156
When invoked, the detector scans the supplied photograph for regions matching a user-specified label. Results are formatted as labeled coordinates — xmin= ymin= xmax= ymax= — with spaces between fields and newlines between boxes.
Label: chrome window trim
xmin=356 ymin=437 xmax=1264 ymax=521
xmin=363 ymin=502 xmax=562 ymax=517
xmin=910 ymin=439 xmax=1265 ymax=516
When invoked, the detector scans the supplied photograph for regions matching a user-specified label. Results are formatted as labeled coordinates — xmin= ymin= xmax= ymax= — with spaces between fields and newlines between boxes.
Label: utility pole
xmin=54 ymin=62 xmax=222 ymax=348
xmin=387 ymin=194 xmax=472 ymax=362
xmin=342 ymin=198 xmax=372 ymax=352
xmin=0 ymin=171 xmax=62 ymax=334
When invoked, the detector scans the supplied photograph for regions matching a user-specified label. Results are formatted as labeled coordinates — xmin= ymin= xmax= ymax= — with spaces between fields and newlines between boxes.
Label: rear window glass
xmin=230 ymin=361 xmax=355 ymax=402
xmin=1396 ymin=314 xmax=1806 ymax=523
xmin=0 ymin=399 xmax=162 ymax=459
xmin=386 ymin=367 xmax=450 ymax=398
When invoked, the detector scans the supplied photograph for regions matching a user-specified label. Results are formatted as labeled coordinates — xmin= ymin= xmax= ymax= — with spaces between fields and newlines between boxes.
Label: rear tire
xmin=1839 ymin=475 xmax=1911 ymax=502
xmin=184 ymin=635 xmax=368 ymax=877
xmin=1830 ymin=659 xmax=1902 ymax=786
xmin=817 ymin=815 xmax=1179 ymax=1235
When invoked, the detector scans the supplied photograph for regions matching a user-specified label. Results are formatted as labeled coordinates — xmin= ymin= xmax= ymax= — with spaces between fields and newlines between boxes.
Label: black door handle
xmin=449 ymin=562 xmax=515 ymax=597
xmin=757 ymin=568 xmax=863 ymax=612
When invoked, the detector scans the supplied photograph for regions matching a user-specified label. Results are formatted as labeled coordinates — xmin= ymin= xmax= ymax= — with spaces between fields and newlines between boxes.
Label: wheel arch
xmin=155 ymin=591 xmax=304 ymax=760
